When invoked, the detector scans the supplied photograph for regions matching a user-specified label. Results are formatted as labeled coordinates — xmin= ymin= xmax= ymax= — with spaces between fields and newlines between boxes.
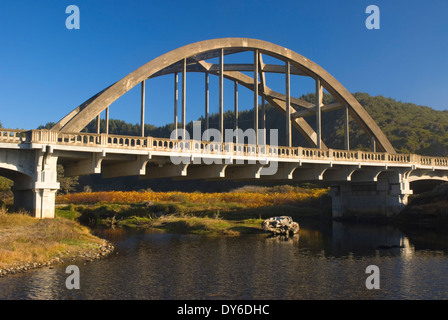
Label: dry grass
xmin=0 ymin=211 xmax=105 ymax=270
xmin=57 ymin=187 xmax=329 ymax=208
xmin=130 ymin=213 xmax=264 ymax=236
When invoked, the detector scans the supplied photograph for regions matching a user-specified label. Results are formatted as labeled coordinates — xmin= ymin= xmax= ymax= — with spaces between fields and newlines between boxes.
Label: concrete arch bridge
xmin=1 ymin=38 xmax=447 ymax=218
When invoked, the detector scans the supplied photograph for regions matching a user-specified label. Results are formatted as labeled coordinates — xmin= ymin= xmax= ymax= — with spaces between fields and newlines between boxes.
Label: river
xmin=0 ymin=219 xmax=447 ymax=300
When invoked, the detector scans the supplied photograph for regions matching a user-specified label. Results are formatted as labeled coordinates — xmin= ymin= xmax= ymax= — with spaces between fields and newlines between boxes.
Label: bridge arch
xmin=51 ymin=38 xmax=395 ymax=153
xmin=407 ymin=170 xmax=448 ymax=183
xmin=0 ymin=148 xmax=37 ymax=179
xmin=0 ymin=164 xmax=34 ymax=180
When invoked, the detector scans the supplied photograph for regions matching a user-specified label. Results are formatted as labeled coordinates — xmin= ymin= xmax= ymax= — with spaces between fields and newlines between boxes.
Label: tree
xmin=57 ymin=165 xmax=79 ymax=194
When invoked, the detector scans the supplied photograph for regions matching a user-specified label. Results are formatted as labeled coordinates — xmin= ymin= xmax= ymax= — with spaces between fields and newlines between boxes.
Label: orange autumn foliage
xmin=57 ymin=189 xmax=329 ymax=208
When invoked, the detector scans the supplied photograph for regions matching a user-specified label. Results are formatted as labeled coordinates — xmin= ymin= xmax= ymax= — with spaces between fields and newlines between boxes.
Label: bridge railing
xmin=31 ymin=131 xmax=151 ymax=148
xmin=2 ymin=129 xmax=448 ymax=167
xmin=0 ymin=129 xmax=29 ymax=143
xmin=418 ymin=156 xmax=448 ymax=166
xmin=151 ymin=137 xmax=276 ymax=157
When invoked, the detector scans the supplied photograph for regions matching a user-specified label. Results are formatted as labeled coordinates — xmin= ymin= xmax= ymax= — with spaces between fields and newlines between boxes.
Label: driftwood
xmin=262 ymin=216 xmax=300 ymax=236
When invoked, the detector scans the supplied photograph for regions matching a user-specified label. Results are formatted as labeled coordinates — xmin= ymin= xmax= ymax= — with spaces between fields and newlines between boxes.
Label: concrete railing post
xmin=328 ymin=148 xmax=334 ymax=160
xmin=100 ymin=133 xmax=108 ymax=146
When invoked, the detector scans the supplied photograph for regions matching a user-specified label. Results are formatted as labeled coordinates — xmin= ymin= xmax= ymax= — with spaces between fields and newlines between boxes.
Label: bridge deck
xmin=2 ymin=128 xmax=448 ymax=169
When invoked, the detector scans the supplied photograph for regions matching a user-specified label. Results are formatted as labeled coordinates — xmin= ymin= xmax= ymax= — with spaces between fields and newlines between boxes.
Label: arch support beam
xmin=101 ymin=153 xmax=152 ymax=178
xmin=141 ymin=163 xmax=189 ymax=179
xmin=179 ymin=164 xmax=228 ymax=180
xmin=293 ymin=164 xmax=331 ymax=181
xmin=351 ymin=167 xmax=386 ymax=182
xmin=324 ymin=165 xmax=359 ymax=182
xmin=260 ymin=162 xmax=301 ymax=180
xmin=225 ymin=164 xmax=266 ymax=180
xmin=64 ymin=150 xmax=106 ymax=177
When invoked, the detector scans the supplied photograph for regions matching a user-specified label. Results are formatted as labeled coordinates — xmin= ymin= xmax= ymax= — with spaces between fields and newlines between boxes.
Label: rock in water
xmin=262 ymin=216 xmax=300 ymax=236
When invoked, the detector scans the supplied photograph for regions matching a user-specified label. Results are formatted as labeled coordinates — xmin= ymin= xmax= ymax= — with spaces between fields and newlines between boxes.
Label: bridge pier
xmin=1 ymin=147 xmax=60 ymax=218
xmin=329 ymin=177 xmax=412 ymax=219
xmin=13 ymin=186 xmax=59 ymax=219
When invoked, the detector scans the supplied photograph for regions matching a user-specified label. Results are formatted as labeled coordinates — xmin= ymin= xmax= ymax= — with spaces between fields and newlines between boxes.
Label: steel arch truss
xmin=51 ymin=38 xmax=396 ymax=153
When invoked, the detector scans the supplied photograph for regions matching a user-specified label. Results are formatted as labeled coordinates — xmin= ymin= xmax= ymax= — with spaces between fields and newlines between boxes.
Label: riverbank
xmin=0 ymin=211 xmax=114 ymax=277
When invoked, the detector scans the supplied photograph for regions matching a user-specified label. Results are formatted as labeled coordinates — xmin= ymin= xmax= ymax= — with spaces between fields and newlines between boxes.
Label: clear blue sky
xmin=1 ymin=0 xmax=447 ymax=130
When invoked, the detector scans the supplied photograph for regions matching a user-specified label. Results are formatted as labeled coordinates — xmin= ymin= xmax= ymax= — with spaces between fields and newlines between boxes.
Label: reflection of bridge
xmin=1 ymin=38 xmax=447 ymax=218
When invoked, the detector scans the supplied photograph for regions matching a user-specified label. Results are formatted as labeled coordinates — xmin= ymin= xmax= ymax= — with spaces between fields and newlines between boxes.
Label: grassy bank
xmin=0 ymin=209 xmax=113 ymax=275
xmin=56 ymin=186 xmax=331 ymax=235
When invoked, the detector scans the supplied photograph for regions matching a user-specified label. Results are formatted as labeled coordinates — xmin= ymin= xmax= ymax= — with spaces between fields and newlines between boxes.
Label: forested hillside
xmin=352 ymin=93 xmax=448 ymax=156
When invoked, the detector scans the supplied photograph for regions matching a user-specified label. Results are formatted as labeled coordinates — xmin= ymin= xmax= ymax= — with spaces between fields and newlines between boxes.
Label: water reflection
xmin=25 ymin=268 xmax=60 ymax=300
xmin=0 ymin=221 xmax=447 ymax=300
xmin=330 ymin=222 xmax=414 ymax=258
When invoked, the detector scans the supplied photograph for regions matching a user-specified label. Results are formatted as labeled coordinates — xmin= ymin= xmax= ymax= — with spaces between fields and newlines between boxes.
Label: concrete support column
xmin=285 ymin=60 xmax=291 ymax=147
xmin=344 ymin=105 xmax=350 ymax=150
xmin=105 ymin=107 xmax=110 ymax=135
xmin=96 ymin=114 xmax=101 ymax=134
xmin=13 ymin=188 xmax=57 ymax=219
xmin=182 ymin=58 xmax=186 ymax=137
xmin=254 ymin=50 xmax=259 ymax=146
xmin=174 ymin=72 xmax=178 ymax=139
xmin=205 ymin=72 xmax=209 ymax=140
xmin=11 ymin=148 xmax=60 ymax=218
xmin=262 ymin=96 xmax=266 ymax=145
xmin=219 ymin=48 xmax=224 ymax=142
xmin=141 ymin=80 xmax=146 ymax=137
xmin=316 ymin=78 xmax=323 ymax=149
xmin=35 ymin=189 xmax=58 ymax=219
xmin=234 ymin=81 xmax=238 ymax=144
xmin=371 ymin=137 xmax=376 ymax=152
